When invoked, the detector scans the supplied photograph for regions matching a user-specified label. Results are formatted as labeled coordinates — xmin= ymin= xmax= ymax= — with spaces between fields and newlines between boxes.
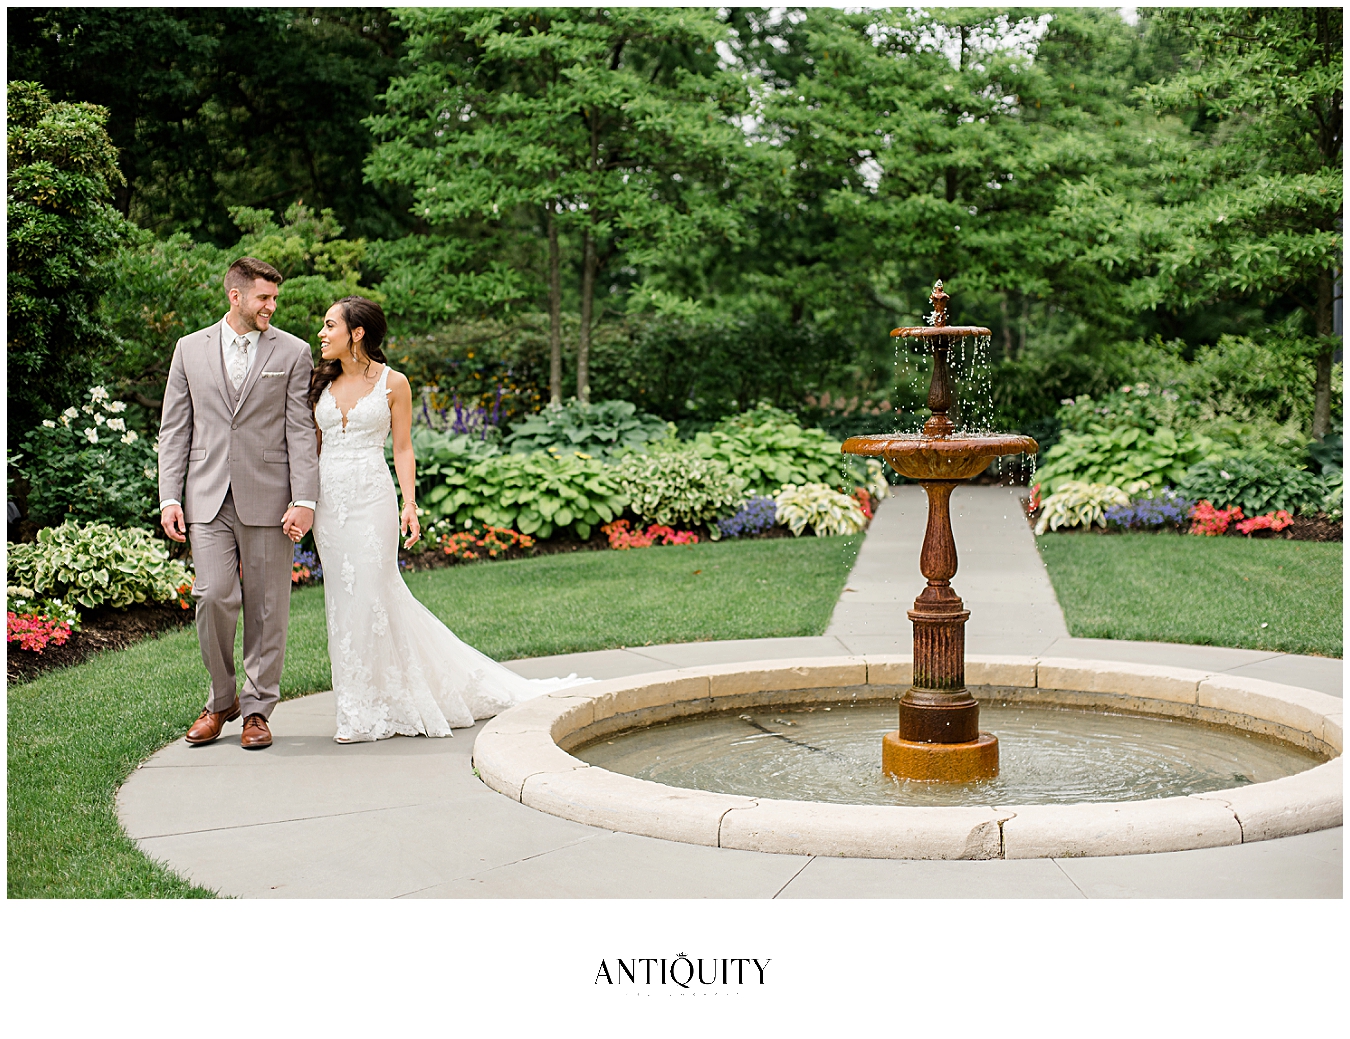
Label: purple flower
xmin=715 ymin=496 xmax=778 ymax=538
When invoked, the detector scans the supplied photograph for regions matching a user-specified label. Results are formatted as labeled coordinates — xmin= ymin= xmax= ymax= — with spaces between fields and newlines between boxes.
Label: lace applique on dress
xmin=311 ymin=364 xmax=589 ymax=742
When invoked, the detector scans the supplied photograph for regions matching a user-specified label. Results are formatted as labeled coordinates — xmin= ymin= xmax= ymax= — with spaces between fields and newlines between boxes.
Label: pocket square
xmin=260 ymin=371 xmax=286 ymax=377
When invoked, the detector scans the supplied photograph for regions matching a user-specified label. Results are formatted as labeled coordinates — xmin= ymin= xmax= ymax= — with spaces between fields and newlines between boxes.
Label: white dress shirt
xmin=160 ymin=315 xmax=315 ymax=514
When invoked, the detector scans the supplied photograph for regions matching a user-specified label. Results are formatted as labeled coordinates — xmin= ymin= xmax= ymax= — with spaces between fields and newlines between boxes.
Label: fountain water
xmin=842 ymin=281 xmax=1037 ymax=781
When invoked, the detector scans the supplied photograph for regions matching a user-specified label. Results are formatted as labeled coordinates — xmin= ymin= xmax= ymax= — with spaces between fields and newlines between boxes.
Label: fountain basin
xmin=842 ymin=433 xmax=1038 ymax=481
xmin=473 ymin=656 xmax=1343 ymax=859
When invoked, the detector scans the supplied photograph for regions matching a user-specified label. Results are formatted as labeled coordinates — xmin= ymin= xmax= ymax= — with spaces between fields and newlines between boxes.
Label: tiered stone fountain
xmin=842 ymin=281 xmax=1037 ymax=781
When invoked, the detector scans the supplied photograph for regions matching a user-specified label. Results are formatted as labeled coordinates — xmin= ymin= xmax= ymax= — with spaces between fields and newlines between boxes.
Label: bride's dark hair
xmin=308 ymin=295 xmax=389 ymax=411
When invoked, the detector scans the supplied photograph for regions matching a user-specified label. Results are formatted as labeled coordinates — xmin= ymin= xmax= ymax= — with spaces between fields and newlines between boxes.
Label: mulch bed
xmin=7 ymin=601 xmax=196 ymax=685
xmin=1020 ymin=498 xmax=1342 ymax=542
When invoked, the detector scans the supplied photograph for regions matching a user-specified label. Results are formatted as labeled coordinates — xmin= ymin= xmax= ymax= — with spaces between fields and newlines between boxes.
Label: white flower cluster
xmin=53 ymin=386 xmax=139 ymax=444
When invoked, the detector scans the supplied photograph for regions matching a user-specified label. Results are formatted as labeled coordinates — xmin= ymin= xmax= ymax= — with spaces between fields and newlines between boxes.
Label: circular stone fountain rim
xmin=472 ymin=655 xmax=1343 ymax=860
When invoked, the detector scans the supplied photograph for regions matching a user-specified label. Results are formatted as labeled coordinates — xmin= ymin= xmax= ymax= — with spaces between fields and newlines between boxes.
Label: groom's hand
xmin=282 ymin=505 xmax=314 ymax=542
xmin=161 ymin=504 xmax=187 ymax=543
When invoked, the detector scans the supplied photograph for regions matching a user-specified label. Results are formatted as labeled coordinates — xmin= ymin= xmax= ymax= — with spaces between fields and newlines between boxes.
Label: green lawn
xmin=7 ymin=535 xmax=859 ymax=897
xmin=1037 ymin=533 xmax=1342 ymax=658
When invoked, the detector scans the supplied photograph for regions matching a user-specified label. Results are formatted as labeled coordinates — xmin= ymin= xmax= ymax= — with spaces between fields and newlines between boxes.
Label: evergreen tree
xmin=7 ymin=82 xmax=129 ymax=442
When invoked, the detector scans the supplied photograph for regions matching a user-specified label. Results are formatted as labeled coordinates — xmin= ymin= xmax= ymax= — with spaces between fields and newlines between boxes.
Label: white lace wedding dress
xmin=313 ymin=364 xmax=588 ymax=742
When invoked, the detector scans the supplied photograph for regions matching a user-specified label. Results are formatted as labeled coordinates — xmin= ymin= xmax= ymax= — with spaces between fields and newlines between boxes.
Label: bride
xmin=307 ymin=295 xmax=587 ymax=743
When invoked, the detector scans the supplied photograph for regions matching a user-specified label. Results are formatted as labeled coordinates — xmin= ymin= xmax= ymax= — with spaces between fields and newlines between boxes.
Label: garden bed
xmin=7 ymin=601 xmax=195 ymax=685
xmin=395 ymin=521 xmax=801 ymax=573
xmin=1021 ymin=497 xmax=1341 ymax=542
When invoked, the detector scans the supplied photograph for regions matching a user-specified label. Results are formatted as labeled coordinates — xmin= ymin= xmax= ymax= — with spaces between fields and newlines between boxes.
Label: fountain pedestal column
xmin=844 ymin=279 xmax=1033 ymax=783
xmin=881 ymin=479 xmax=999 ymax=782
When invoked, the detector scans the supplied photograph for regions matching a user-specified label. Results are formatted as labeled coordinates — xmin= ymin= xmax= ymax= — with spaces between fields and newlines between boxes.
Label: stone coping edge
xmin=472 ymin=656 xmax=1343 ymax=860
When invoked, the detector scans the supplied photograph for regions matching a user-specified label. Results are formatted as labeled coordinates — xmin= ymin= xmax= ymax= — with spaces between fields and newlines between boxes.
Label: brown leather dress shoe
xmin=185 ymin=697 xmax=241 ymax=745
xmin=241 ymin=714 xmax=273 ymax=749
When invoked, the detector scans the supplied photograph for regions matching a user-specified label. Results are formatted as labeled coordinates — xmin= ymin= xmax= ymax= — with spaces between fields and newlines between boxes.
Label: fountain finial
xmin=929 ymin=280 xmax=950 ymax=328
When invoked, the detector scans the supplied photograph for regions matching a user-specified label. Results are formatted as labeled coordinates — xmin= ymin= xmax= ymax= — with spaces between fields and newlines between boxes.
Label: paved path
xmin=117 ymin=487 xmax=1342 ymax=898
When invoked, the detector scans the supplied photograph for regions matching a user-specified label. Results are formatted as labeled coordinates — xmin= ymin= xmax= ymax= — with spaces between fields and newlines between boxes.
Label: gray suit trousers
xmin=190 ymin=489 xmax=294 ymax=718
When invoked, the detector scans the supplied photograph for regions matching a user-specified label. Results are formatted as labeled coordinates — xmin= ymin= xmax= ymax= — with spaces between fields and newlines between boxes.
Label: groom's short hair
xmin=225 ymin=257 xmax=284 ymax=295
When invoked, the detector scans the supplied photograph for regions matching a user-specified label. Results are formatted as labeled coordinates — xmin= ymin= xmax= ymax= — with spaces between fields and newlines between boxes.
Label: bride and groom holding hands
xmin=159 ymin=257 xmax=583 ymax=749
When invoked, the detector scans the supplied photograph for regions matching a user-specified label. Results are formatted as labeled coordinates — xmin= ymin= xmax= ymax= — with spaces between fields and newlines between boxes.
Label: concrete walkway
xmin=117 ymin=486 xmax=1342 ymax=898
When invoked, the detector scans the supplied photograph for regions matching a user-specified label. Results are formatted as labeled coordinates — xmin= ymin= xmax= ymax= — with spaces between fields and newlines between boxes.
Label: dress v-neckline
xmin=328 ymin=365 xmax=387 ymax=431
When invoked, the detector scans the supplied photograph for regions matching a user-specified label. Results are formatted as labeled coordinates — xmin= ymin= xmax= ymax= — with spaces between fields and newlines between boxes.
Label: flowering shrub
xmin=7 ymin=521 xmax=193 ymax=609
xmin=713 ymin=496 xmax=778 ymax=539
xmin=774 ymin=483 xmax=868 ymax=537
xmin=1189 ymin=500 xmax=1244 ymax=536
xmin=617 ymin=449 xmax=745 ymax=528
xmin=1235 ymin=510 xmax=1293 ymax=536
xmin=1104 ymin=490 xmax=1195 ymax=531
xmin=413 ymin=384 xmax=504 ymax=441
xmin=14 ymin=385 xmax=161 ymax=528
xmin=7 ymin=610 xmax=73 ymax=653
xmin=1034 ymin=481 xmax=1133 ymax=535
xmin=853 ymin=488 xmax=874 ymax=521
xmin=601 ymin=520 xmax=699 ymax=549
xmin=292 ymin=547 xmax=323 ymax=585
xmin=438 ymin=525 xmax=536 ymax=561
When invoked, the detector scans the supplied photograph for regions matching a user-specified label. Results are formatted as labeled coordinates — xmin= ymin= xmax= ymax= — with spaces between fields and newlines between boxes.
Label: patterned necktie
xmin=229 ymin=335 xmax=249 ymax=390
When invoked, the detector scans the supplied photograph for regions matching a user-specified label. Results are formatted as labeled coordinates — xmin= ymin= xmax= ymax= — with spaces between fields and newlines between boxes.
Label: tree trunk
xmin=1312 ymin=268 xmax=1336 ymax=439
xmin=546 ymin=202 xmax=563 ymax=405
xmin=578 ymin=227 xmax=597 ymax=405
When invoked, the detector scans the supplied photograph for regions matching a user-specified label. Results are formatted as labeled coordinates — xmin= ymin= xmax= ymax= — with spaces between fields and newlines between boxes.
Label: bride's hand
xmin=401 ymin=501 xmax=420 ymax=549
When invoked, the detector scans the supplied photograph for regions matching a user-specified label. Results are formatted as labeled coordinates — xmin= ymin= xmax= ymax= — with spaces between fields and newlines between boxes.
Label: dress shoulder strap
xmin=378 ymin=363 xmax=394 ymax=393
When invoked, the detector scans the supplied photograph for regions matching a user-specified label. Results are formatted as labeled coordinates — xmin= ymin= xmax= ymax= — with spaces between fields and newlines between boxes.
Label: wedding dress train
xmin=312 ymin=364 xmax=587 ymax=742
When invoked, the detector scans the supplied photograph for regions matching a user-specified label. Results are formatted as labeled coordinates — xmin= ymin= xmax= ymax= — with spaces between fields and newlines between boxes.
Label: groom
xmin=158 ymin=257 xmax=320 ymax=749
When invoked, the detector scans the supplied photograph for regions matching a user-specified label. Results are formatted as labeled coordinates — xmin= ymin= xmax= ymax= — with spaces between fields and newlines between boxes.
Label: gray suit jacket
xmin=158 ymin=322 xmax=320 ymax=526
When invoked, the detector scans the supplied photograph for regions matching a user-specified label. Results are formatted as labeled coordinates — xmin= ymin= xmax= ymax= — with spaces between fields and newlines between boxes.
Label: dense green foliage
xmin=1034 ymin=426 xmax=1214 ymax=495
xmin=7 ymin=521 xmax=192 ymax=611
xmin=1177 ymin=455 xmax=1330 ymax=518
xmin=6 ymin=82 xmax=129 ymax=442
xmin=8 ymin=8 xmax=413 ymax=243
xmin=1039 ymin=534 xmax=1342 ymax=658
xmin=419 ymin=440 xmax=627 ymax=540
xmin=503 ymin=399 xmax=669 ymax=458
xmin=8 ymin=7 xmax=1343 ymax=523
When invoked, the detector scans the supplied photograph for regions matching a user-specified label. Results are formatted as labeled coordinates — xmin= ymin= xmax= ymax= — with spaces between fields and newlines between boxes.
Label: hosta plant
xmin=616 ymin=450 xmax=745 ymax=528
xmin=1034 ymin=481 xmax=1133 ymax=535
xmin=503 ymin=399 xmax=669 ymax=458
xmin=1034 ymin=426 xmax=1214 ymax=496
xmin=7 ymin=521 xmax=194 ymax=610
xmin=774 ymin=483 xmax=868 ymax=537
xmin=690 ymin=405 xmax=879 ymax=497
xmin=1177 ymin=454 xmax=1328 ymax=517
xmin=420 ymin=449 xmax=626 ymax=541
